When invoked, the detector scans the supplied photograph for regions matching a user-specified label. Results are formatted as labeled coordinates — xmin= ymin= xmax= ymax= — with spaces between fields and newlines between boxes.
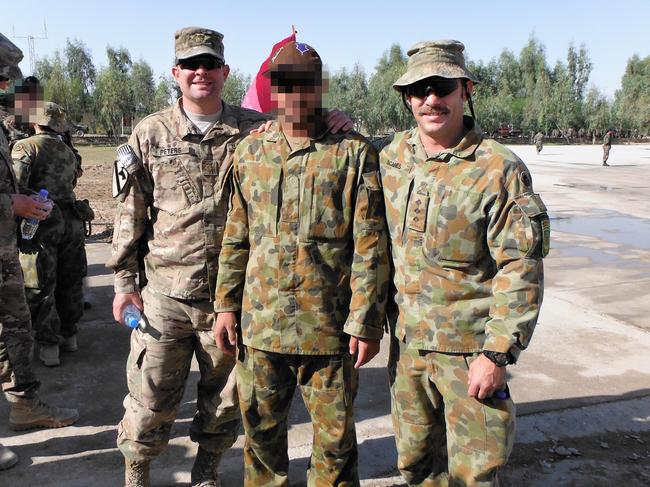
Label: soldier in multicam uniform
xmin=11 ymin=102 xmax=86 ymax=367
xmin=0 ymin=32 xmax=79 ymax=472
xmin=602 ymin=129 xmax=613 ymax=166
xmin=213 ymin=41 xmax=389 ymax=486
xmin=376 ymin=41 xmax=549 ymax=486
xmin=106 ymin=26 xmax=275 ymax=487
xmin=534 ymin=131 xmax=544 ymax=154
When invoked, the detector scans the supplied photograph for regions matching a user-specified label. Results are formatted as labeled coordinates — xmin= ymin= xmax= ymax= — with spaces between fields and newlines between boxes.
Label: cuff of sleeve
xmin=343 ymin=321 xmax=384 ymax=341
xmin=482 ymin=335 xmax=515 ymax=354
xmin=213 ymin=300 xmax=241 ymax=314
xmin=114 ymin=277 xmax=138 ymax=294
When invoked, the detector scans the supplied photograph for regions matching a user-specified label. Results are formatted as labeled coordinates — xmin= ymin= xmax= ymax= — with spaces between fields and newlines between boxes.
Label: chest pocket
xmin=151 ymin=158 xmax=201 ymax=215
xmin=425 ymin=187 xmax=485 ymax=263
xmin=308 ymin=167 xmax=355 ymax=241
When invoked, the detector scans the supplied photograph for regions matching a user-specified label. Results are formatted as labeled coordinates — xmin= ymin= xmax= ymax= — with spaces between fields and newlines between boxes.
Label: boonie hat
xmin=393 ymin=40 xmax=478 ymax=91
xmin=35 ymin=102 xmax=67 ymax=133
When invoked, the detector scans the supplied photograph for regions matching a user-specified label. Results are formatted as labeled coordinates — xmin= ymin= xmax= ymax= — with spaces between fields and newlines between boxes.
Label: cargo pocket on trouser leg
xmin=444 ymin=353 xmax=516 ymax=486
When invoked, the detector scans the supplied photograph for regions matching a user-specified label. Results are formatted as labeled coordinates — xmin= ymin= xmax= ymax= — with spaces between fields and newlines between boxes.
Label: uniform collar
xmin=263 ymin=118 xmax=329 ymax=146
xmin=409 ymin=116 xmax=483 ymax=161
xmin=175 ymin=99 xmax=241 ymax=139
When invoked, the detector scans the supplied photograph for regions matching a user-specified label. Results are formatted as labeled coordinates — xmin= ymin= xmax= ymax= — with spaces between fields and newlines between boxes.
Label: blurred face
xmin=406 ymin=77 xmax=473 ymax=145
xmin=172 ymin=55 xmax=229 ymax=111
xmin=271 ymin=68 xmax=323 ymax=131
xmin=0 ymin=78 xmax=9 ymax=91
xmin=13 ymin=84 xmax=44 ymax=125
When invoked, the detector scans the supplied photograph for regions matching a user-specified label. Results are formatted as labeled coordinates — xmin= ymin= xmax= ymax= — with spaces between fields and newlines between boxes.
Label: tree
xmin=130 ymin=60 xmax=156 ymax=118
xmin=327 ymin=63 xmax=368 ymax=131
xmin=366 ymin=44 xmax=413 ymax=136
xmin=153 ymin=75 xmax=177 ymax=112
xmin=614 ymin=54 xmax=650 ymax=134
xmin=222 ymin=69 xmax=250 ymax=106
xmin=93 ymin=46 xmax=133 ymax=137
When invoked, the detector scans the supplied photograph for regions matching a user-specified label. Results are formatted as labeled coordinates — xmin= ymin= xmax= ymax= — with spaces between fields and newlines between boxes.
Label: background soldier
xmin=602 ymin=129 xmax=613 ymax=166
xmin=213 ymin=41 xmax=389 ymax=486
xmin=0 ymin=32 xmax=78 ymax=472
xmin=534 ymin=130 xmax=544 ymax=154
xmin=11 ymin=102 xmax=86 ymax=367
xmin=377 ymin=40 xmax=549 ymax=486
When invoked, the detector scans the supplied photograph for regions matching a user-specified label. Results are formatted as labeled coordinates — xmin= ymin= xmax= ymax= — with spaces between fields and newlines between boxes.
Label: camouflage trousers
xmin=19 ymin=206 xmax=86 ymax=346
xmin=236 ymin=347 xmax=359 ymax=486
xmin=117 ymin=285 xmax=238 ymax=462
xmin=388 ymin=338 xmax=515 ymax=487
xmin=603 ymin=144 xmax=611 ymax=163
xmin=0 ymin=246 xmax=39 ymax=399
xmin=535 ymin=142 xmax=543 ymax=154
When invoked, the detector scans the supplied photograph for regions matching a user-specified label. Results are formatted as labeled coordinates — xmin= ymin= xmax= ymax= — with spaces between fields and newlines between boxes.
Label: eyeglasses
xmin=405 ymin=77 xmax=460 ymax=99
xmin=178 ymin=56 xmax=224 ymax=71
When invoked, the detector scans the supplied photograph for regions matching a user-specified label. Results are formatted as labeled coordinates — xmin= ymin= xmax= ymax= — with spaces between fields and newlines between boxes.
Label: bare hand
xmin=11 ymin=194 xmax=52 ymax=220
xmin=467 ymin=354 xmax=506 ymax=400
xmin=250 ymin=120 xmax=273 ymax=134
xmin=349 ymin=336 xmax=380 ymax=368
xmin=113 ymin=292 xmax=143 ymax=324
xmin=326 ymin=109 xmax=354 ymax=134
xmin=214 ymin=312 xmax=238 ymax=355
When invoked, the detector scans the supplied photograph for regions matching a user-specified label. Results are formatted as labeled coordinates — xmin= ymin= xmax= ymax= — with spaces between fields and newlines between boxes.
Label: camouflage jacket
xmin=534 ymin=132 xmax=544 ymax=144
xmin=214 ymin=122 xmax=389 ymax=355
xmin=377 ymin=117 xmax=548 ymax=359
xmin=107 ymin=100 xmax=268 ymax=299
xmin=603 ymin=132 xmax=612 ymax=146
xmin=11 ymin=133 xmax=78 ymax=206
xmin=0 ymin=124 xmax=18 ymax=249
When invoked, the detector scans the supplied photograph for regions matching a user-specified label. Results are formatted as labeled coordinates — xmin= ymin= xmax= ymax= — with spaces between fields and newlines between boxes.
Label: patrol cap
xmin=35 ymin=102 xmax=67 ymax=133
xmin=0 ymin=32 xmax=24 ymax=81
xmin=263 ymin=41 xmax=322 ymax=78
xmin=393 ymin=40 xmax=478 ymax=91
xmin=174 ymin=27 xmax=225 ymax=63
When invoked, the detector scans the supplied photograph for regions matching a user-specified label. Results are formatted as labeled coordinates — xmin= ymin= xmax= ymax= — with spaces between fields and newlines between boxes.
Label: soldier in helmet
xmin=11 ymin=102 xmax=87 ymax=367
xmin=0 ymin=32 xmax=79 ymax=472
xmin=213 ymin=40 xmax=389 ymax=486
xmin=376 ymin=40 xmax=549 ymax=486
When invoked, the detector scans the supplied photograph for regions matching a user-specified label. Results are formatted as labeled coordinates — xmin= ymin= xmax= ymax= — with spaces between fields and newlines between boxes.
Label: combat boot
xmin=61 ymin=334 xmax=78 ymax=352
xmin=191 ymin=447 xmax=222 ymax=486
xmin=0 ymin=443 xmax=19 ymax=470
xmin=39 ymin=343 xmax=60 ymax=366
xmin=125 ymin=459 xmax=150 ymax=487
xmin=603 ymin=161 xmax=610 ymax=166
xmin=9 ymin=397 xmax=79 ymax=431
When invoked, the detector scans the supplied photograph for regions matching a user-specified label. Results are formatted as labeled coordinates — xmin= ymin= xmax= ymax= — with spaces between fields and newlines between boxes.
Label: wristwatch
xmin=482 ymin=350 xmax=514 ymax=367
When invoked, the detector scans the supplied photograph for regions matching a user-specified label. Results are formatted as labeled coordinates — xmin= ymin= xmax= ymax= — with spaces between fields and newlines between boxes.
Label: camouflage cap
xmin=35 ymin=102 xmax=67 ymax=133
xmin=263 ymin=41 xmax=322 ymax=77
xmin=393 ymin=40 xmax=478 ymax=91
xmin=0 ymin=32 xmax=24 ymax=80
xmin=174 ymin=27 xmax=225 ymax=63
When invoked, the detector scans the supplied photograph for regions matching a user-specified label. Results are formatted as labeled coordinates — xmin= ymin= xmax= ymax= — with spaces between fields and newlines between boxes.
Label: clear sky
xmin=3 ymin=0 xmax=649 ymax=98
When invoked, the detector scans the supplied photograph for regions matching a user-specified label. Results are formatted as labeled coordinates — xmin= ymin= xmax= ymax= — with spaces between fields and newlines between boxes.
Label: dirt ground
xmin=67 ymin=143 xmax=650 ymax=486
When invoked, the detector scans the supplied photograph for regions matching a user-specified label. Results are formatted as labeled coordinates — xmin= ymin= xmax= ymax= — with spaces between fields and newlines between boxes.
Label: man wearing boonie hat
xmin=213 ymin=41 xmax=389 ymax=486
xmin=1 ymin=33 xmax=79 ymax=472
xmin=376 ymin=40 xmax=550 ymax=486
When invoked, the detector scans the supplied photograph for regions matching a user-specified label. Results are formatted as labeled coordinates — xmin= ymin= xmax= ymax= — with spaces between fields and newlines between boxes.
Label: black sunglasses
xmin=405 ymin=77 xmax=460 ymax=99
xmin=178 ymin=57 xmax=224 ymax=71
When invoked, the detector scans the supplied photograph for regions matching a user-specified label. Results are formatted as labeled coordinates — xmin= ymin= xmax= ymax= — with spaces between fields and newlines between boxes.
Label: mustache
xmin=418 ymin=104 xmax=449 ymax=116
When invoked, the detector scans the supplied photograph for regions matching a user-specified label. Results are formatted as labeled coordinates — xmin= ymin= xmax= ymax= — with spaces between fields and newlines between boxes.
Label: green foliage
xmin=221 ymin=69 xmax=250 ymax=106
xmin=613 ymin=55 xmax=650 ymax=133
xmin=326 ymin=63 xmax=368 ymax=131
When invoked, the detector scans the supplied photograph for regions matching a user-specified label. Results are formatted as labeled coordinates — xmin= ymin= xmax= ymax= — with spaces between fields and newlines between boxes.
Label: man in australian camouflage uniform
xmin=12 ymin=102 xmax=86 ymax=367
xmin=0 ymin=32 xmax=78 ymax=472
xmin=213 ymin=41 xmax=389 ymax=486
xmin=602 ymin=129 xmax=613 ymax=166
xmin=376 ymin=40 xmax=549 ymax=486
xmin=107 ymin=26 xmax=273 ymax=487
xmin=534 ymin=131 xmax=544 ymax=154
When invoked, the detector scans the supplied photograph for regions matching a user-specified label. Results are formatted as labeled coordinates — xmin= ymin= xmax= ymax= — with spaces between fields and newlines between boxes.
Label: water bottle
xmin=21 ymin=189 xmax=52 ymax=240
xmin=122 ymin=304 xmax=143 ymax=329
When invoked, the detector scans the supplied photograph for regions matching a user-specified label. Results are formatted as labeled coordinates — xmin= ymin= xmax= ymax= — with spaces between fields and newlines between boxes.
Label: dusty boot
xmin=39 ymin=343 xmax=60 ymax=367
xmin=125 ymin=459 xmax=150 ymax=487
xmin=191 ymin=447 xmax=222 ymax=486
xmin=603 ymin=161 xmax=610 ymax=166
xmin=61 ymin=334 xmax=78 ymax=352
xmin=0 ymin=443 xmax=19 ymax=470
xmin=9 ymin=397 xmax=79 ymax=431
